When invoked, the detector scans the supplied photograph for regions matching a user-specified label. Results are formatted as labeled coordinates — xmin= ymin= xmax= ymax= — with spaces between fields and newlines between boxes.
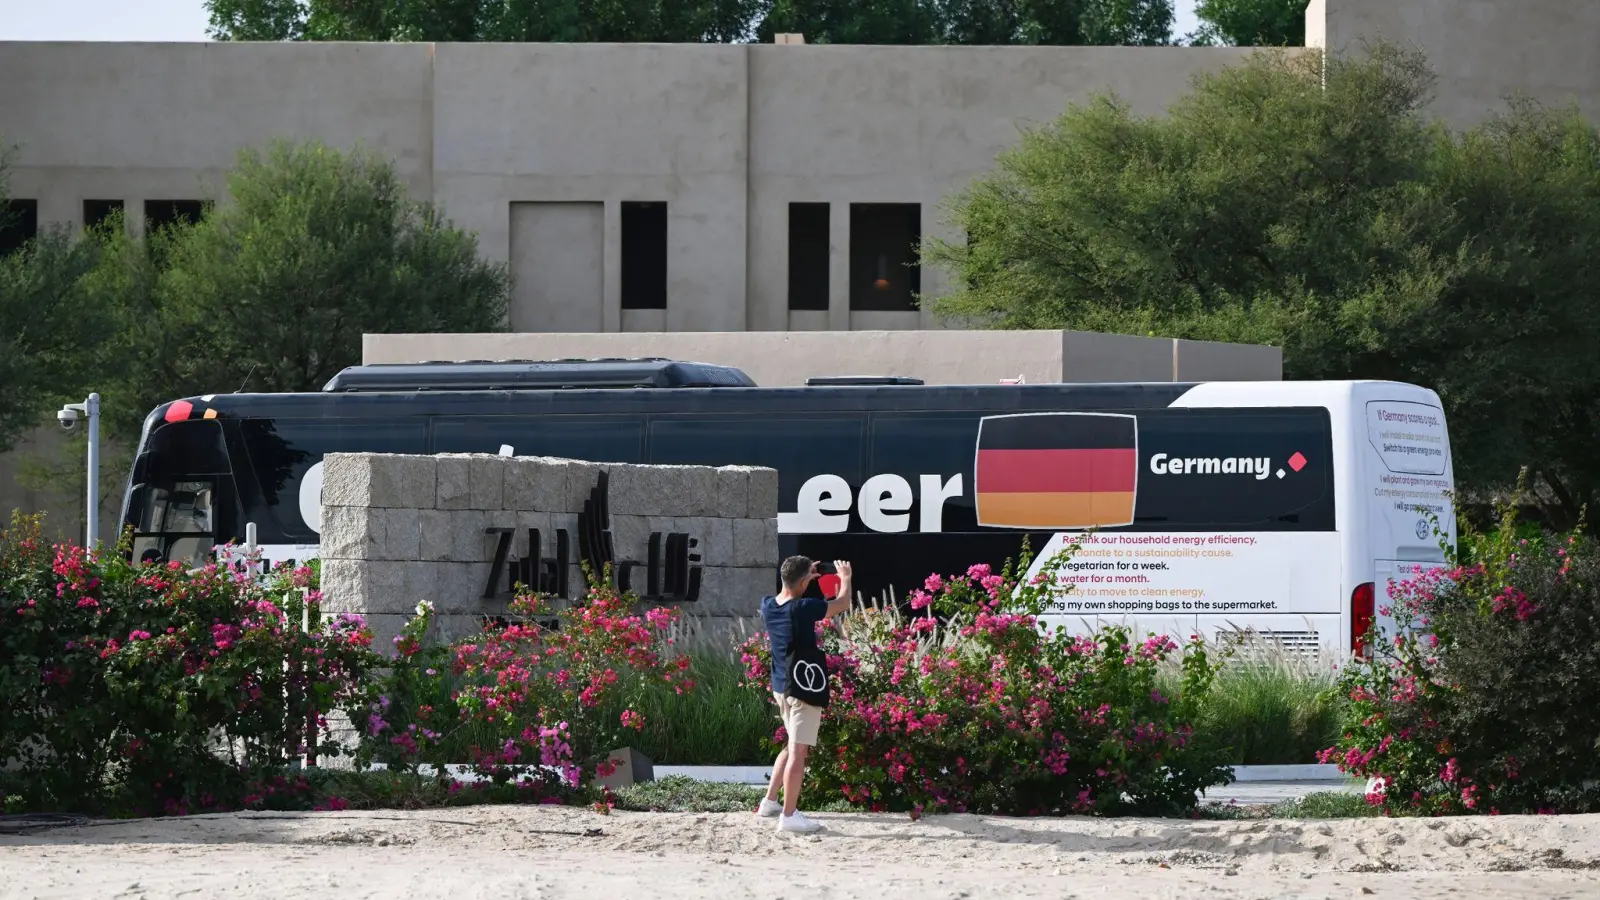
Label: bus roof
xmin=137 ymin=379 xmax=1443 ymax=444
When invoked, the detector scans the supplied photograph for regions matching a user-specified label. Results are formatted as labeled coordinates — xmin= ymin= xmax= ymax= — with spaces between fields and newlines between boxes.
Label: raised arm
xmin=824 ymin=560 xmax=853 ymax=618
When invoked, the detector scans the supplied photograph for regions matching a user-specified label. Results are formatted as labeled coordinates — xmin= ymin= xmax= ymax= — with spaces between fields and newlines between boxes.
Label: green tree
xmin=208 ymin=0 xmax=763 ymax=43
xmin=101 ymin=141 xmax=510 ymax=444
xmin=207 ymin=0 xmax=1174 ymax=45
xmin=1080 ymin=0 xmax=1174 ymax=46
xmin=1190 ymin=0 xmax=1308 ymax=46
xmin=925 ymin=46 xmax=1600 ymax=525
xmin=205 ymin=0 xmax=308 ymax=40
xmin=0 ymin=228 xmax=123 ymax=455
xmin=0 ymin=147 xmax=127 ymax=456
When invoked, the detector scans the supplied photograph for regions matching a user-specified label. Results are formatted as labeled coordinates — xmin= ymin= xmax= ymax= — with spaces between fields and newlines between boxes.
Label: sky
xmin=0 ymin=0 xmax=1203 ymax=42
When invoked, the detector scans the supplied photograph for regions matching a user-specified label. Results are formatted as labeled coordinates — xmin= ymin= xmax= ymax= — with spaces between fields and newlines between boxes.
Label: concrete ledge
xmin=1229 ymin=764 xmax=1346 ymax=782
xmin=655 ymin=765 xmax=772 ymax=784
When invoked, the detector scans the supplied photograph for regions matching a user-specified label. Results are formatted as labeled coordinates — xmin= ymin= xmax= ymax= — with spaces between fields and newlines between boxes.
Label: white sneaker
xmin=755 ymin=798 xmax=783 ymax=818
xmin=777 ymin=811 xmax=825 ymax=834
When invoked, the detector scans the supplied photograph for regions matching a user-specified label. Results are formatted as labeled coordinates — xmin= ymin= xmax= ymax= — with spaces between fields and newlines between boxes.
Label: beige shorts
xmin=773 ymin=692 xmax=822 ymax=747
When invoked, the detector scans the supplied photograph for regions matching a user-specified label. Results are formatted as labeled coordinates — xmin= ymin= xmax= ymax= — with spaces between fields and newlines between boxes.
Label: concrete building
xmin=2 ymin=0 xmax=1596 ymax=541
xmin=1307 ymin=0 xmax=1600 ymax=127
xmin=4 ymin=1 xmax=1596 ymax=336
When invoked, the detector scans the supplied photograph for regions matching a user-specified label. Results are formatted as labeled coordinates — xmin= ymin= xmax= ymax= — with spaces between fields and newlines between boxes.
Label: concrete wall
xmin=0 ymin=42 xmax=436 ymax=231
xmin=1308 ymin=0 xmax=1600 ymax=125
xmin=742 ymin=46 xmax=1256 ymax=332
xmin=361 ymin=329 xmax=1284 ymax=385
xmin=2 ymin=3 xmax=1596 ymax=331
xmin=318 ymin=452 xmax=779 ymax=648
xmin=0 ymin=426 xmax=124 ymax=546
xmin=0 ymin=40 xmax=1258 ymax=335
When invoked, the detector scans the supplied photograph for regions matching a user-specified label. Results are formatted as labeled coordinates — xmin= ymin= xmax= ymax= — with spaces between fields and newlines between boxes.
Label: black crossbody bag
xmin=783 ymin=601 xmax=830 ymax=708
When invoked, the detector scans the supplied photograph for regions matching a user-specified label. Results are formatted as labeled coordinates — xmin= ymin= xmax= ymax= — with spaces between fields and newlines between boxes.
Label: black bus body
xmin=120 ymin=361 xmax=1334 ymax=601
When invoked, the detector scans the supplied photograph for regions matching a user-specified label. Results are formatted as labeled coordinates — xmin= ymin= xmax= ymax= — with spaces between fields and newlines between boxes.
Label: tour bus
xmin=118 ymin=359 xmax=1454 ymax=654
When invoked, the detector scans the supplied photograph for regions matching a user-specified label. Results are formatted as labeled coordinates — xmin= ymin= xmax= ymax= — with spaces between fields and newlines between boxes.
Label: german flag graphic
xmin=974 ymin=413 xmax=1138 ymax=529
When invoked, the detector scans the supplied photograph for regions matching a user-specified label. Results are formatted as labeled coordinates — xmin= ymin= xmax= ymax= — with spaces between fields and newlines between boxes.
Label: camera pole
xmin=85 ymin=393 xmax=100 ymax=547
xmin=59 ymin=394 xmax=103 ymax=548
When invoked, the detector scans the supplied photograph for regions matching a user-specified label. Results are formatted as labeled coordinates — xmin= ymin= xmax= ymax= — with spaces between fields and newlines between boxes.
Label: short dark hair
xmin=779 ymin=555 xmax=814 ymax=589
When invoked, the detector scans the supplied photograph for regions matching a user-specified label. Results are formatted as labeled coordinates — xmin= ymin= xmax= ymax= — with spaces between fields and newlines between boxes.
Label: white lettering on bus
xmin=300 ymin=461 xmax=325 ymax=533
xmin=858 ymin=473 xmax=913 ymax=532
xmin=778 ymin=473 xmax=964 ymax=534
xmin=1149 ymin=452 xmax=1272 ymax=480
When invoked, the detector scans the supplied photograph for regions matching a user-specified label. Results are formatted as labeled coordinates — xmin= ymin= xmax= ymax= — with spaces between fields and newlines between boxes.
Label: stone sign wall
xmin=318 ymin=453 xmax=779 ymax=646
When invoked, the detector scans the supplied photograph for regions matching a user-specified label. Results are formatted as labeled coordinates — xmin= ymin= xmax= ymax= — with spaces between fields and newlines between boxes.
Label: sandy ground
xmin=3 ymin=806 xmax=1598 ymax=900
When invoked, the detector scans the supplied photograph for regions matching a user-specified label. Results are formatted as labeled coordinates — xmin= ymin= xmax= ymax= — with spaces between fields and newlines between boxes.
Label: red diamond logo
xmin=1287 ymin=452 xmax=1307 ymax=472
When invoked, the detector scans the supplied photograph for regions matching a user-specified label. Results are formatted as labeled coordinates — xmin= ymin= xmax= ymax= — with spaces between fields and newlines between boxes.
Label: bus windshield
xmin=124 ymin=419 xmax=233 ymax=568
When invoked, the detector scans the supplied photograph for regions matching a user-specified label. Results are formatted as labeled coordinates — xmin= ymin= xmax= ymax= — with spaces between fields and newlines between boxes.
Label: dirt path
xmin=3 ymin=806 xmax=1597 ymax=899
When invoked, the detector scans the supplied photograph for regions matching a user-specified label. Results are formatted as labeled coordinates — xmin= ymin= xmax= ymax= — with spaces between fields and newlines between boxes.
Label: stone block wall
xmin=319 ymin=453 xmax=779 ymax=648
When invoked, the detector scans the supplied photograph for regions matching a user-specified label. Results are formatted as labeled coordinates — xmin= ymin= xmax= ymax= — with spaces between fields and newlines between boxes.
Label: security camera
xmin=57 ymin=407 xmax=80 ymax=430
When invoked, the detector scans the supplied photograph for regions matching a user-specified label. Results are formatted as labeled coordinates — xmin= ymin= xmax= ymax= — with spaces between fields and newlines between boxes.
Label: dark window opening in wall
xmin=621 ymin=201 xmax=667 ymax=310
xmin=144 ymin=199 xmax=205 ymax=233
xmin=0 ymin=199 xmax=40 ymax=257
xmin=849 ymin=203 xmax=920 ymax=312
xmin=84 ymin=199 xmax=126 ymax=232
xmin=787 ymin=202 xmax=830 ymax=311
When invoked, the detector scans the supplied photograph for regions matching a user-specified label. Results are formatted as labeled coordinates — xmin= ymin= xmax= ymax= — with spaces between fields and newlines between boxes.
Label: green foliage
xmin=1169 ymin=645 xmax=1345 ymax=765
xmin=1266 ymin=790 xmax=1377 ymax=819
xmin=401 ymin=641 xmax=1342 ymax=768
xmin=344 ymin=582 xmax=693 ymax=799
xmin=926 ymin=45 xmax=1600 ymax=526
xmin=1197 ymin=789 xmax=1372 ymax=820
xmin=1078 ymin=0 xmax=1174 ymax=46
xmin=598 ymin=651 xmax=772 ymax=765
xmin=760 ymin=0 xmax=1173 ymax=46
xmin=205 ymin=0 xmax=310 ymax=40
xmin=611 ymin=774 xmax=765 ymax=812
xmin=0 ymin=516 xmax=379 ymax=815
xmin=1190 ymin=0 xmax=1307 ymax=46
xmin=1322 ymin=492 xmax=1600 ymax=815
xmin=94 ymin=142 xmax=508 ymax=445
xmin=739 ymin=552 xmax=1235 ymax=817
xmin=207 ymin=0 xmax=1175 ymax=45
xmin=0 ymin=227 xmax=124 ymax=454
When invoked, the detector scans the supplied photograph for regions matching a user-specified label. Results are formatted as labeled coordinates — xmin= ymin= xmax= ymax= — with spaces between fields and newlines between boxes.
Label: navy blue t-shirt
xmin=762 ymin=595 xmax=828 ymax=694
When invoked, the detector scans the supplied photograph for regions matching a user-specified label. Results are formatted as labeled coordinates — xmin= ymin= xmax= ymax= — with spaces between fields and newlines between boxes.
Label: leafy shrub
xmin=1170 ymin=642 xmax=1345 ymax=765
xmin=1321 ymin=501 xmax=1600 ymax=815
xmin=594 ymin=649 xmax=771 ymax=765
xmin=611 ymin=775 xmax=767 ymax=813
xmin=0 ymin=515 xmax=378 ymax=815
xmin=739 ymin=552 xmax=1234 ymax=817
xmin=344 ymin=573 xmax=692 ymax=802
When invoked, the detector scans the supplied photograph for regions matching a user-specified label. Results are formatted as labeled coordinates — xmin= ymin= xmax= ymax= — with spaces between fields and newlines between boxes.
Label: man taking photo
xmin=755 ymin=556 xmax=852 ymax=833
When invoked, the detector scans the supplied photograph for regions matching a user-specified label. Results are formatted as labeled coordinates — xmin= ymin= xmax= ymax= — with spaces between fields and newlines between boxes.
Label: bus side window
xmin=431 ymin=415 xmax=644 ymax=462
xmin=236 ymin=417 xmax=429 ymax=541
xmin=869 ymin=413 xmax=983 ymax=531
xmin=646 ymin=415 xmax=865 ymax=506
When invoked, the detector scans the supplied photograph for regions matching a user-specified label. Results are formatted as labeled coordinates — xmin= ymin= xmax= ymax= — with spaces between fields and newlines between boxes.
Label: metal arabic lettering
xmin=481 ymin=469 xmax=702 ymax=604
